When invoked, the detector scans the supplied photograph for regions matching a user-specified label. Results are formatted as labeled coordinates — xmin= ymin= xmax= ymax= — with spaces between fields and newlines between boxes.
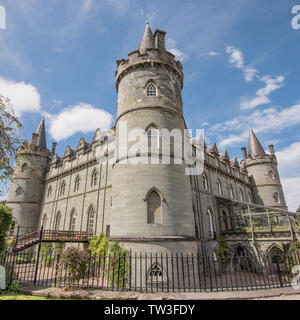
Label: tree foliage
xmin=0 ymin=95 xmax=23 ymax=195
xmin=87 ymin=232 xmax=109 ymax=257
xmin=0 ymin=204 xmax=13 ymax=254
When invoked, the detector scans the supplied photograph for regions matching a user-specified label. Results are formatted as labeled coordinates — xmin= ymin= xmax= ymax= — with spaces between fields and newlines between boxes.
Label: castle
xmin=6 ymin=24 xmax=294 ymax=261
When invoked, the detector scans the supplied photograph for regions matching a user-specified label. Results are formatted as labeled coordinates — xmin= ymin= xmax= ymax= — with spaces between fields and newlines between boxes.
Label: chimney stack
xmin=268 ymin=144 xmax=275 ymax=155
xmin=52 ymin=142 xmax=57 ymax=154
xmin=241 ymin=147 xmax=247 ymax=160
xmin=154 ymin=29 xmax=166 ymax=51
xmin=30 ymin=133 xmax=39 ymax=146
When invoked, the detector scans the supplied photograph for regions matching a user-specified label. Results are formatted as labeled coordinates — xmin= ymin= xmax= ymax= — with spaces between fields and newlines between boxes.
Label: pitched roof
xmin=248 ymin=128 xmax=266 ymax=158
xmin=34 ymin=117 xmax=47 ymax=150
xmin=139 ymin=23 xmax=155 ymax=54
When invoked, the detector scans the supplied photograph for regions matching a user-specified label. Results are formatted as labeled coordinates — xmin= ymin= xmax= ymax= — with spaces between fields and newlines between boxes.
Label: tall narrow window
xmin=106 ymin=225 xmax=111 ymax=237
xmin=54 ymin=212 xmax=62 ymax=230
xmin=268 ymin=170 xmax=275 ymax=179
xmin=60 ymin=181 xmax=66 ymax=196
xmin=222 ymin=211 xmax=228 ymax=231
xmin=87 ymin=206 xmax=95 ymax=233
xmin=147 ymin=127 xmax=159 ymax=149
xmin=47 ymin=186 xmax=52 ymax=198
xmin=217 ymin=180 xmax=222 ymax=195
xmin=69 ymin=209 xmax=77 ymax=231
xmin=91 ymin=170 xmax=99 ymax=187
xmin=146 ymin=83 xmax=157 ymax=96
xmin=21 ymin=163 xmax=28 ymax=172
xmin=239 ymin=189 xmax=244 ymax=202
xmin=203 ymin=173 xmax=208 ymax=190
xmin=274 ymin=192 xmax=280 ymax=204
xmin=74 ymin=176 xmax=80 ymax=192
xmin=147 ymin=190 xmax=162 ymax=224
xmin=42 ymin=215 xmax=47 ymax=228
xmin=207 ymin=209 xmax=214 ymax=239
xmin=230 ymin=185 xmax=234 ymax=199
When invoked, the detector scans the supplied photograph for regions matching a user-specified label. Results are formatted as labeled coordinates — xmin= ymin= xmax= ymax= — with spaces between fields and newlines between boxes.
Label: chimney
xmin=241 ymin=147 xmax=247 ymax=160
xmin=52 ymin=142 xmax=57 ymax=154
xmin=30 ymin=133 xmax=38 ymax=146
xmin=154 ymin=29 xmax=166 ymax=51
xmin=269 ymin=144 xmax=275 ymax=155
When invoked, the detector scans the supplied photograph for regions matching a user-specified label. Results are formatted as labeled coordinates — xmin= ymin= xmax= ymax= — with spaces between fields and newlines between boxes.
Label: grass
xmin=0 ymin=293 xmax=72 ymax=300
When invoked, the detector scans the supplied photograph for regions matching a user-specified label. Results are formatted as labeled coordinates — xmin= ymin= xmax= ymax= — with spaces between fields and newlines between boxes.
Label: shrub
xmin=87 ymin=233 xmax=108 ymax=257
xmin=0 ymin=204 xmax=13 ymax=254
xmin=58 ymin=247 xmax=88 ymax=291
xmin=218 ymin=235 xmax=230 ymax=271
xmin=107 ymin=242 xmax=129 ymax=288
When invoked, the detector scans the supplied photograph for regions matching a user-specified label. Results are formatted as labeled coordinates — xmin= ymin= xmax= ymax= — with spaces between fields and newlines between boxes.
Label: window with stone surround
xmin=217 ymin=179 xmax=222 ymax=195
xmin=146 ymin=83 xmax=157 ymax=96
xmin=42 ymin=214 xmax=47 ymax=228
xmin=91 ymin=170 xmax=99 ymax=187
xmin=87 ymin=206 xmax=95 ymax=233
xmin=16 ymin=187 xmax=23 ymax=196
xmin=54 ymin=212 xmax=62 ymax=230
xmin=147 ymin=189 xmax=162 ymax=224
xmin=274 ymin=192 xmax=280 ymax=204
xmin=69 ymin=209 xmax=77 ymax=231
xmin=230 ymin=185 xmax=234 ymax=199
xmin=147 ymin=127 xmax=159 ymax=149
xmin=74 ymin=176 xmax=80 ymax=192
xmin=21 ymin=163 xmax=28 ymax=172
xmin=60 ymin=181 xmax=66 ymax=196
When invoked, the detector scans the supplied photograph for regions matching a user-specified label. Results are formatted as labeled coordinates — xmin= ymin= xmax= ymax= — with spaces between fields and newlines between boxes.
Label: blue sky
xmin=0 ymin=0 xmax=300 ymax=210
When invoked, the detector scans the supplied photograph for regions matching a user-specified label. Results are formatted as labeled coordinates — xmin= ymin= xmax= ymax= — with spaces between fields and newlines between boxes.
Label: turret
xmin=6 ymin=118 xmax=51 ymax=234
xmin=111 ymin=24 xmax=197 ymax=254
xmin=242 ymin=129 xmax=287 ymax=209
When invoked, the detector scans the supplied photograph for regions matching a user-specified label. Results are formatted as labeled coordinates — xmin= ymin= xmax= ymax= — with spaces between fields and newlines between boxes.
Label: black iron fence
xmin=1 ymin=250 xmax=299 ymax=292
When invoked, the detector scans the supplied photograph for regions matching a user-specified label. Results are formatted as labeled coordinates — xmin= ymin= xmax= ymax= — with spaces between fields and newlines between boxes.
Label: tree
xmin=0 ymin=203 xmax=13 ymax=254
xmin=0 ymin=95 xmax=23 ymax=196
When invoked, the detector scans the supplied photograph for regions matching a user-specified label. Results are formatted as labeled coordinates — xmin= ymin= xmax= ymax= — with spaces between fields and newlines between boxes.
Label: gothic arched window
xmin=42 ymin=214 xmax=47 ymax=228
xmin=239 ymin=189 xmax=244 ymax=202
xmin=54 ymin=212 xmax=62 ymax=230
xmin=147 ymin=127 xmax=159 ymax=149
xmin=268 ymin=170 xmax=275 ymax=179
xmin=47 ymin=185 xmax=52 ymax=198
xmin=222 ymin=210 xmax=228 ymax=231
xmin=203 ymin=173 xmax=208 ymax=190
xmin=217 ymin=180 xmax=222 ymax=195
xmin=147 ymin=190 xmax=162 ymax=224
xmin=274 ymin=192 xmax=280 ymax=204
xmin=91 ymin=170 xmax=99 ymax=187
xmin=16 ymin=187 xmax=23 ymax=196
xmin=69 ymin=209 xmax=77 ymax=231
xmin=146 ymin=83 xmax=157 ymax=96
xmin=74 ymin=176 xmax=80 ymax=192
xmin=60 ymin=181 xmax=66 ymax=196
xmin=230 ymin=185 xmax=234 ymax=199
xmin=87 ymin=206 xmax=95 ymax=233
xmin=21 ymin=163 xmax=28 ymax=172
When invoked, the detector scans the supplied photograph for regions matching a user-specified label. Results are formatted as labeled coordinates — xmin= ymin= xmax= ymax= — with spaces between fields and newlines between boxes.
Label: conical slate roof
xmin=34 ymin=117 xmax=47 ymax=150
xmin=139 ymin=23 xmax=155 ymax=54
xmin=248 ymin=128 xmax=266 ymax=158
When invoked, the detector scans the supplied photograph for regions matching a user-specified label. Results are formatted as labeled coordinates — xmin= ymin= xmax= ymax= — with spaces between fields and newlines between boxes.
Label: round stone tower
xmin=6 ymin=118 xmax=51 ymax=233
xmin=111 ymin=24 xmax=197 ymax=253
xmin=242 ymin=129 xmax=287 ymax=210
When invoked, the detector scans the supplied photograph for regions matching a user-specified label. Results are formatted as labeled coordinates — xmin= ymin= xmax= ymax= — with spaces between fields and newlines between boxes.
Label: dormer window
xmin=146 ymin=83 xmax=157 ymax=96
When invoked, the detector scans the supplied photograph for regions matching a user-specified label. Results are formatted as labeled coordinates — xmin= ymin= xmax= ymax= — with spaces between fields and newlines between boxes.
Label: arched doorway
xmin=233 ymin=245 xmax=255 ymax=272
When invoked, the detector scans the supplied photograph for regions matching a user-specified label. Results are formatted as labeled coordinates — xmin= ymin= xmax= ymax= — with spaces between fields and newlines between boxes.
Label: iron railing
xmin=1 ymin=250 xmax=299 ymax=292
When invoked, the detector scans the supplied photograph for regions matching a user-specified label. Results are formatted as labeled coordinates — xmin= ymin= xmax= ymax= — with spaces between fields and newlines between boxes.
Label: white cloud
xmin=44 ymin=103 xmax=113 ymax=141
xmin=240 ymin=75 xmax=285 ymax=110
xmin=52 ymin=48 xmax=65 ymax=53
xmin=0 ymin=77 xmax=41 ymax=117
xmin=277 ymin=142 xmax=300 ymax=176
xmin=166 ymin=38 xmax=188 ymax=62
xmin=207 ymin=51 xmax=218 ymax=56
xmin=226 ymin=46 xmax=257 ymax=82
xmin=210 ymin=104 xmax=300 ymax=147
xmin=281 ymin=178 xmax=300 ymax=212
xmin=81 ymin=0 xmax=95 ymax=14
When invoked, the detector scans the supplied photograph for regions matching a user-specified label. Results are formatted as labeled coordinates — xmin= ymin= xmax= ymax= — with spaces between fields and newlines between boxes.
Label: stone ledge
xmin=18 ymin=283 xmax=300 ymax=300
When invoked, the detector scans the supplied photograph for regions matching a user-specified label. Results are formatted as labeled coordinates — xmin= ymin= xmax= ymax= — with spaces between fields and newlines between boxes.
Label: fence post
xmin=276 ymin=258 xmax=283 ymax=287
xmin=33 ymin=227 xmax=43 ymax=285
xmin=129 ymin=249 xmax=132 ymax=292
